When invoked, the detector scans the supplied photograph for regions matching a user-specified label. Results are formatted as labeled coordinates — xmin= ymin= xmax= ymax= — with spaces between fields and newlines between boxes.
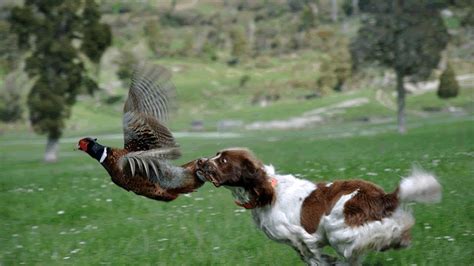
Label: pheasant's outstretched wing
xmin=122 ymin=64 xmax=179 ymax=154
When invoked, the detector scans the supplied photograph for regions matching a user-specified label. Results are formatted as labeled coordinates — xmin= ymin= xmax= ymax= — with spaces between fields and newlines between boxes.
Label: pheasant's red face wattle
xmin=78 ymin=139 xmax=89 ymax=152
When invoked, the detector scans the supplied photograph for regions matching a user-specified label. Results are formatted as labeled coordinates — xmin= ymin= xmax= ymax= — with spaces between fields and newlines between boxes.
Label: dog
xmin=196 ymin=148 xmax=441 ymax=265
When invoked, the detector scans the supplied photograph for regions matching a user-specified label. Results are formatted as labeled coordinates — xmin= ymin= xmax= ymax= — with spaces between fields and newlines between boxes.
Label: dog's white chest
xmin=252 ymin=174 xmax=316 ymax=242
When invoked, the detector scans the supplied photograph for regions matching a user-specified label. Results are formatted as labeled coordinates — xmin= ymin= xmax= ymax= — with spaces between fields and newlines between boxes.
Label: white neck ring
xmin=99 ymin=148 xmax=107 ymax=164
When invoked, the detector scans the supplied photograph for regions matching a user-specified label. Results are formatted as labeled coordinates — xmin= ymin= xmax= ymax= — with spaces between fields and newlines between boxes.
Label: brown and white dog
xmin=196 ymin=148 xmax=442 ymax=265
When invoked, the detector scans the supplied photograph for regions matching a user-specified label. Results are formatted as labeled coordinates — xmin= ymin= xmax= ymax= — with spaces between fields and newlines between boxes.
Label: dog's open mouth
xmin=196 ymin=170 xmax=221 ymax=187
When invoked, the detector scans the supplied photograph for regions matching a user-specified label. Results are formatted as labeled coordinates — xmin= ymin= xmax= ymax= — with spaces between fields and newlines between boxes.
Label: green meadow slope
xmin=1 ymin=51 xmax=473 ymax=266
xmin=1 ymin=114 xmax=473 ymax=265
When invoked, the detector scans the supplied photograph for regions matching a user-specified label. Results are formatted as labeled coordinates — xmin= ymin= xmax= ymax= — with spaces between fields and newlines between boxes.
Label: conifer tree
xmin=9 ymin=0 xmax=111 ymax=162
xmin=437 ymin=63 xmax=459 ymax=99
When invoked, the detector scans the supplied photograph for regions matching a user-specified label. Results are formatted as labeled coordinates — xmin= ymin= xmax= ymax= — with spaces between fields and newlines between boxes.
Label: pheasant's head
xmin=78 ymin=137 xmax=108 ymax=164
xmin=77 ymin=137 xmax=97 ymax=152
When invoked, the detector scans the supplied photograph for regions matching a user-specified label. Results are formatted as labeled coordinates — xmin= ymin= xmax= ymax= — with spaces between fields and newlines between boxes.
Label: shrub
xmin=115 ymin=50 xmax=138 ymax=87
xmin=0 ymin=20 xmax=20 ymax=71
xmin=0 ymin=71 xmax=26 ymax=123
xmin=144 ymin=20 xmax=169 ymax=57
xmin=437 ymin=63 xmax=459 ymax=99
xmin=299 ymin=5 xmax=317 ymax=31
xmin=229 ymin=27 xmax=248 ymax=59
xmin=239 ymin=74 xmax=251 ymax=88
xmin=317 ymin=43 xmax=352 ymax=93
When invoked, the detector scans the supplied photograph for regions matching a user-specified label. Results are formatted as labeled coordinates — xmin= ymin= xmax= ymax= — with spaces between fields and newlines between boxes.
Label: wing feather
xmin=122 ymin=64 xmax=179 ymax=152
xmin=124 ymin=64 xmax=175 ymax=121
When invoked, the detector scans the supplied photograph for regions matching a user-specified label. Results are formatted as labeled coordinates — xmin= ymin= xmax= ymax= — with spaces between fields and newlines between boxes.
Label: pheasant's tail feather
xmin=119 ymin=148 xmax=189 ymax=189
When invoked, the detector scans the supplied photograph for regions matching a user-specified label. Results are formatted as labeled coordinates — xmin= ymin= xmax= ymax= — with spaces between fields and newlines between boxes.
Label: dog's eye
xmin=220 ymin=158 xmax=227 ymax=164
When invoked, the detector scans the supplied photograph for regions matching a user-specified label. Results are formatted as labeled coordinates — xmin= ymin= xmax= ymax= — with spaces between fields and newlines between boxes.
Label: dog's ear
xmin=241 ymin=157 xmax=260 ymax=180
xmin=241 ymin=157 xmax=274 ymax=207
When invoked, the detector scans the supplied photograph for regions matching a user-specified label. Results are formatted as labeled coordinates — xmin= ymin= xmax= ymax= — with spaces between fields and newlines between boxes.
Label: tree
xmin=351 ymin=0 xmax=449 ymax=133
xmin=437 ymin=63 xmax=459 ymax=99
xmin=352 ymin=0 xmax=359 ymax=16
xmin=331 ymin=0 xmax=338 ymax=22
xmin=9 ymin=0 xmax=111 ymax=162
xmin=342 ymin=0 xmax=359 ymax=16
xmin=81 ymin=0 xmax=112 ymax=64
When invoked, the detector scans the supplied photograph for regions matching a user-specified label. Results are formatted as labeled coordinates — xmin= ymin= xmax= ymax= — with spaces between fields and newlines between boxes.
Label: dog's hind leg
xmin=346 ymin=255 xmax=363 ymax=266
xmin=289 ymin=239 xmax=329 ymax=266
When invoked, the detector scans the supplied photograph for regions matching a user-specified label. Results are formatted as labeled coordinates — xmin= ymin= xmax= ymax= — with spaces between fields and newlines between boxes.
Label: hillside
xmin=1 ymin=0 xmax=473 ymax=138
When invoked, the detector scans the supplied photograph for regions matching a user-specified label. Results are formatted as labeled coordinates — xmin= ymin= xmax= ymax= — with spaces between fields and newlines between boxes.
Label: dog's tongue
xmin=210 ymin=178 xmax=220 ymax=187
xmin=235 ymin=200 xmax=254 ymax=209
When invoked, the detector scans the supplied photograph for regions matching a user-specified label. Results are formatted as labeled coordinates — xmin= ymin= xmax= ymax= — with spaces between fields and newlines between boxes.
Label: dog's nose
xmin=197 ymin=158 xmax=207 ymax=167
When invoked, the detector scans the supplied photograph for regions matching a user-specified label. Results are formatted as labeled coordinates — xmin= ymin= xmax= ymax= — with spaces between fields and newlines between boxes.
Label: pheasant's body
xmin=97 ymin=148 xmax=170 ymax=201
xmin=78 ymin=64 xmax=203 ymax=202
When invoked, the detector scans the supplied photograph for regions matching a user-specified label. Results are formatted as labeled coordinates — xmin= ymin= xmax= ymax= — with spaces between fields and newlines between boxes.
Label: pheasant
xmin=77 ymin=64 xmax=204 ymax=201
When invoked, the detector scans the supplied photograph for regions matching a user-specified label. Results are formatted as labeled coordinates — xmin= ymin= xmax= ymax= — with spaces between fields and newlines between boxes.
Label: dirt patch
xmin=245 ymin=98 xmax=369 ymax=130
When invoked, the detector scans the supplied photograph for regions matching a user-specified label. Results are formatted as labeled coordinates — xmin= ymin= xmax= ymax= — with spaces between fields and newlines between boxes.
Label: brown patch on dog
xmin=301 ymin=180 xmax=399 ymax=234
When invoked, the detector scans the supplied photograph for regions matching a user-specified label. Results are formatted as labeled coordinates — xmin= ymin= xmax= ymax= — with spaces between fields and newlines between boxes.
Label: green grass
xmin=1 ymin=116 xmax=473 ymax=265
xmin=1 ymin=4 xmax=473 ymax=264
xmin=1 ymin=50 xmax=473 ymax=265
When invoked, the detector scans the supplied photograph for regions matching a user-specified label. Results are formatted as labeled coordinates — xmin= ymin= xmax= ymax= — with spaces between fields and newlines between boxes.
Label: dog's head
xmin=196 ymin=148 xmax=263 ymax=187
xmin=196 ymin=148 xmax=274 ymax=208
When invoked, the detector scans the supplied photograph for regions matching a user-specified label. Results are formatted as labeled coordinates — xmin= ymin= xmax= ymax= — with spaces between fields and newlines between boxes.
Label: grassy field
xmin=1 ymin=114 xmax=473 ymax=265
xmin=1 ymin=1 xmax=473 ymax=264
xmin=1 ymin=49 xmax=473 ymax=265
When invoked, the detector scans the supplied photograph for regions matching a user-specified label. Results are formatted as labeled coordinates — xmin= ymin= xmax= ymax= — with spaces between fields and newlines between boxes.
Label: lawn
xmin=1 ymin=115 xmax=473 ymax=265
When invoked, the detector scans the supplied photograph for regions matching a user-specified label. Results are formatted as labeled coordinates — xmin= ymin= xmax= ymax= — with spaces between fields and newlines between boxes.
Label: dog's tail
xmin=396 ymin=167 xmax=442 ymax=204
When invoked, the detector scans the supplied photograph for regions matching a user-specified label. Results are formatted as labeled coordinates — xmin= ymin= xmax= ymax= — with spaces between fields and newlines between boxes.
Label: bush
xmin=144 ymin=20 xmax=169 ymax=57
xmin=317 ymin=43 xmax=352 ymax=93
xmin=0 ymin=20 xmax=20 ymax=71
xmin=437 ymin=63 xmax=459 ymax=99
xmin=0 ymin=72 xmax=26 ymax=123
xmin=299 ymin=5 xmax=317 ymax=31
xmin=239 ymin=74 xmax=251 ymax=88
xmin=160 ymin=10 xmax=203 ymax=27
xmin=229 ymin=27 xmax=248 ymax=59
xmin=115 ymin=50 xmax=138 ymax=87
